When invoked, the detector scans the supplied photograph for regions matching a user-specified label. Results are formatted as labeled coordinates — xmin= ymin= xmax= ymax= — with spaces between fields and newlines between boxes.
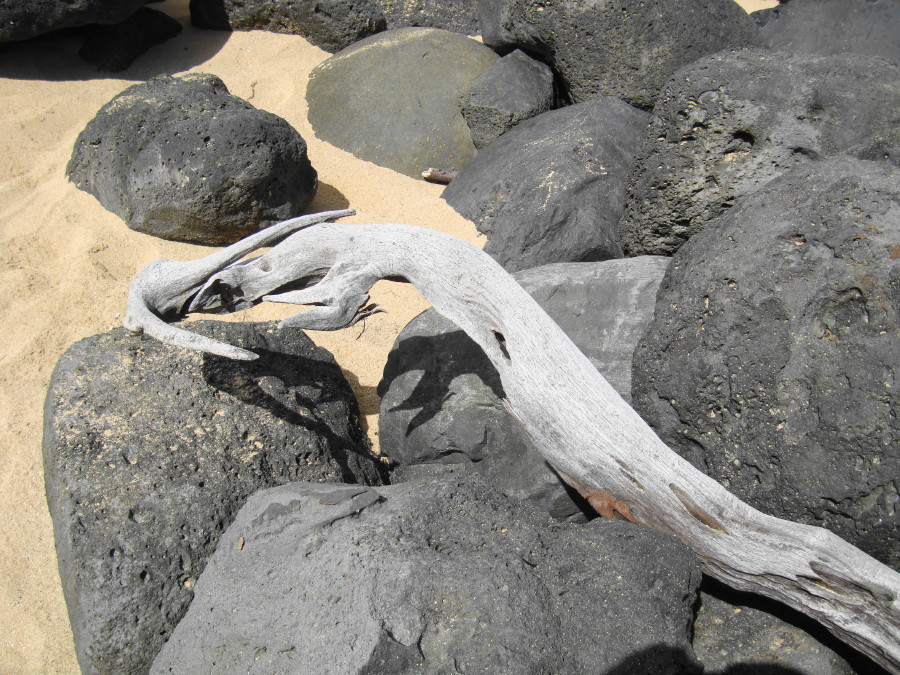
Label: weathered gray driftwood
xmin=125 ymin=210 xmax=900 ymax=671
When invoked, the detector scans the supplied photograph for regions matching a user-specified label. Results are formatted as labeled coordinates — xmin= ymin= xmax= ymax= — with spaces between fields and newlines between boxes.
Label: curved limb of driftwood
xmin=125 ymin=218 xmax=900 ymax=671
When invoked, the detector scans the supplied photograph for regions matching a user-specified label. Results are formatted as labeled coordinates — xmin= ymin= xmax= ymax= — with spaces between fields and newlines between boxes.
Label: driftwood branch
xmin=125 ymin=212 xmax=900 ymax=671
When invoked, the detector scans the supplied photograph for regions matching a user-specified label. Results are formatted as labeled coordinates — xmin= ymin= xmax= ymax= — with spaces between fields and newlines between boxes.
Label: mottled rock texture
xmin=459 ymin=49 xmax=556 ymax=149
xmin=67 ymin=73 xmax=317 ymax=245
xmin=444 ymin=97 xmax=649 ymax=272
xmin=307 ymin=28 xmax=497 ymax=177
xmin=759 ymin=0 xmax=900 ymax=65
xmin=478 ymin=0 xmax=760 ymax=109
xmin=379 ymin=257 xmax=670 ymax=522
xmin=631 ymin=158 xmax=900 ymax=569
xmin=622 ymin=49 xmax=900 ymax=256
xmin=378 ymin=0 xmax=480 ymax=35
xmin=151 ymin=477 xmax=703 ymax=674
xmin=43 ymin=322 xmax=382 ymax=675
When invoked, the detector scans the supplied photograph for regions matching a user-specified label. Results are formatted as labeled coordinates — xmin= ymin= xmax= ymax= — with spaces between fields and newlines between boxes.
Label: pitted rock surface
xmin=43 ymin=321 xmax=382 ymax=674
xmin=631 ymin=158 xmax=900 ymax=568
xmin=621 ymin=49 xmax=900 ymax=256
xmin=67 ymin=73 xmax=317 ymax=245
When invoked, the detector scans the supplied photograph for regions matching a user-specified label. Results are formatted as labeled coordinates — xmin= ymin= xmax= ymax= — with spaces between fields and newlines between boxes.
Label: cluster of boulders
xmin=42 ymin=0 xmax=900 ymax=673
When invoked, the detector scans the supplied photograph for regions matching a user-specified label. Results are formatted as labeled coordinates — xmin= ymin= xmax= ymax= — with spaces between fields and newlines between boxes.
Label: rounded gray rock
xmin=306 ymin=27 xmax=497 ymax=177
xmin=631 ymin=158 xmax=900 ymax=569
xmin=622 ymin=49 xmax=900 ymax=256
xmin=151 ymin=476 xmax=702 ymax=674
xmin=443 ymin=96 xmax=649 ymax=272
xmin=67 ymin=73 xmax=318 ymax=245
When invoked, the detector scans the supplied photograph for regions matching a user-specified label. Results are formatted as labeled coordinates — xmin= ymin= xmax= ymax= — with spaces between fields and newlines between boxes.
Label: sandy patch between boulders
xmin=0 ymin=0 xmax=774 ymax=670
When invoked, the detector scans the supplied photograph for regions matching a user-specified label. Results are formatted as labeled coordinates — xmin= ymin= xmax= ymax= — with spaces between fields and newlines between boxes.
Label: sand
xmin=0 ymin=1 xmax=775 ymax=671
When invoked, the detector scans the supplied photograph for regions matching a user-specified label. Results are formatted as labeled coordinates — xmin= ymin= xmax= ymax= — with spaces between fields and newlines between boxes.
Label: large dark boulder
xmin=378 ymin=257 xmax=670 ymax=521
xmin=67 ymin=73 xmax=318 ymax=245
xmin=622 ymin=49 xmax=900 ymax=256
xmin=78 ymin=7 xmax=182 ymax=73
xmin=758 ymin=0 xmax=900 ymax=65
xmin=0 ymin=0 xmax=148 ymax=43
xmin=477 ymin=0 xmax=760 ymax=109
xmin=631 ymin=158 xmax=900 ymax=569
xmin=190 ymin=0 xmax=386 ymax=53
xmin=307 ymin=28 xmax=497 ymax=177
xmin=459 ymin=49 xmax=556 ymax=149
xmin=151 ymin=476 xmax=703 ymax=674
xmin=378 ymin=0 xmax=480 ymax=35
xmin=43 ymin=322 xmax=383 ymax=675
xmin=443 ymin=97 xmax=649 ymax=272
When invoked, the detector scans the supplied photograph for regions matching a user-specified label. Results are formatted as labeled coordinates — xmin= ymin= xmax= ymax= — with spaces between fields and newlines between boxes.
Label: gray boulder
xmin=78 ymin=7 xmax=182 ymax=73
xmin=693 ymin=585 xmax=858 ymax=674
xmin=478 ymin=0 xmax=760 ymax=109
xmin=443 ymin=97 xmax=649 ymax=272
xmin=43 ymin=321 xmax=383 ymax=675
xmin=379 ymin=0 xmax=480 ymax=35
xmin=622 ymin=49 xmax=900 ymax=256
xmin=151 ymin=477 xmax=703 ymax=674
xmin=378 ymin=257 xmax=670 ymax=521
xmin=0 ymin=0 xmax=148 ymax=42
xmin=459 ymin=49 xmax=556 ymax=149
xmin=307 ymin=28 xmax=497 ymax=177
xmin=67 ymin=73 xmax=318 ymax=245
xmin=631 ymin=158 xmax=900 ymax=569
xmin=190 ymin=0 xmax=385 ymax=53
xmin=759 ymin=0 xmax=900 ymax=65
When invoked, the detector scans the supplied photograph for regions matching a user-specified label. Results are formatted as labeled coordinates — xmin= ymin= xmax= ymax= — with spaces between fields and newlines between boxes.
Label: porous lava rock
xmin=43 ymin=321 xmax=382 ymax=675
xmin=78 ymin=7 xmax=182 ymax=73
xmin=622 ymin=49 xmax=900 ymax=256
xmin=443 ymin=97 xmax=649 ymax=272
xmin=378 ymin=0 xmax=480 ymax=35
xmin=758 ymin=0 xmax=900 ymax=65
xmin=631 ymin=158 xmax=900 ymax=569
xmin=67 ymin=73 xmax=318 ymax=245
xmin=190 ymin=0 xmax=385 ymax=53
xmin=307 ymin=28 xmax=497 ymax=178
xmin=459 ymin=49 xmax=556 ymax=149
xmin=478 ymin=0 xmax=760 ymax=109
xmin=378 ymin=257 xmax=670 ymax=521
xmin=150 ymin=477 xmax=703 ymax=674
xmin=0 ymin=0 xmax=148 ymax=43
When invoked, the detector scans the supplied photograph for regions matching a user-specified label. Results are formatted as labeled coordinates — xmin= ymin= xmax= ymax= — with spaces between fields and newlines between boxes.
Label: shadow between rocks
xmin=307 ymin=182 xmax=351 ymax=212
xmin=378 ymin=329 xmax=505 ymax=439
xmin=200 ymin=347 xmax=379 ymax=482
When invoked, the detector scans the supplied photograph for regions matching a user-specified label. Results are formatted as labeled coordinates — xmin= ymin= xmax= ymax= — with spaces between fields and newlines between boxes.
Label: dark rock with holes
xmin=0 ymin=0 xmax=149 ymax=43
xmin=78 ymin=7 xmax=182 ymax=73
xmin=443 ymin=97 xmax=648 ymax=272
xmin=43 ymin=322 xmax=383 ymax=675
xmin=378 ymin=257 xmax=669 ymax=522
xmin=378 ymin=0 xmax=480 ymax=35
xmin=621 ymin=49 xmax=900 ymax=256
xmin=758 ymin=0 xmax=900 ymax=65
xmin=693 ymin=584 xmax=859 ymax=674
xmin=307 ymin=28 xmax=497 ymax=177
xmin=631 ymin=158 xmax=900 ymax=569
xmin=478 ymin=0 xmax=760 ymax=109
xmin=459 ymin=49 xmax=556 ymax=149
xmin=190 ymin=0 xmax=385 ymax=52
xmin=150 ymin=476 xmax=703 ymax=674
xmin=67 ymin=73 xmax=317 ymax=245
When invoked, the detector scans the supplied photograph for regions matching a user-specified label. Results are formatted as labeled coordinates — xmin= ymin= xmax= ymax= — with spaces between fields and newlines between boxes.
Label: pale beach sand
xmin=0 ymin=1 xmax=774 ymax=671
